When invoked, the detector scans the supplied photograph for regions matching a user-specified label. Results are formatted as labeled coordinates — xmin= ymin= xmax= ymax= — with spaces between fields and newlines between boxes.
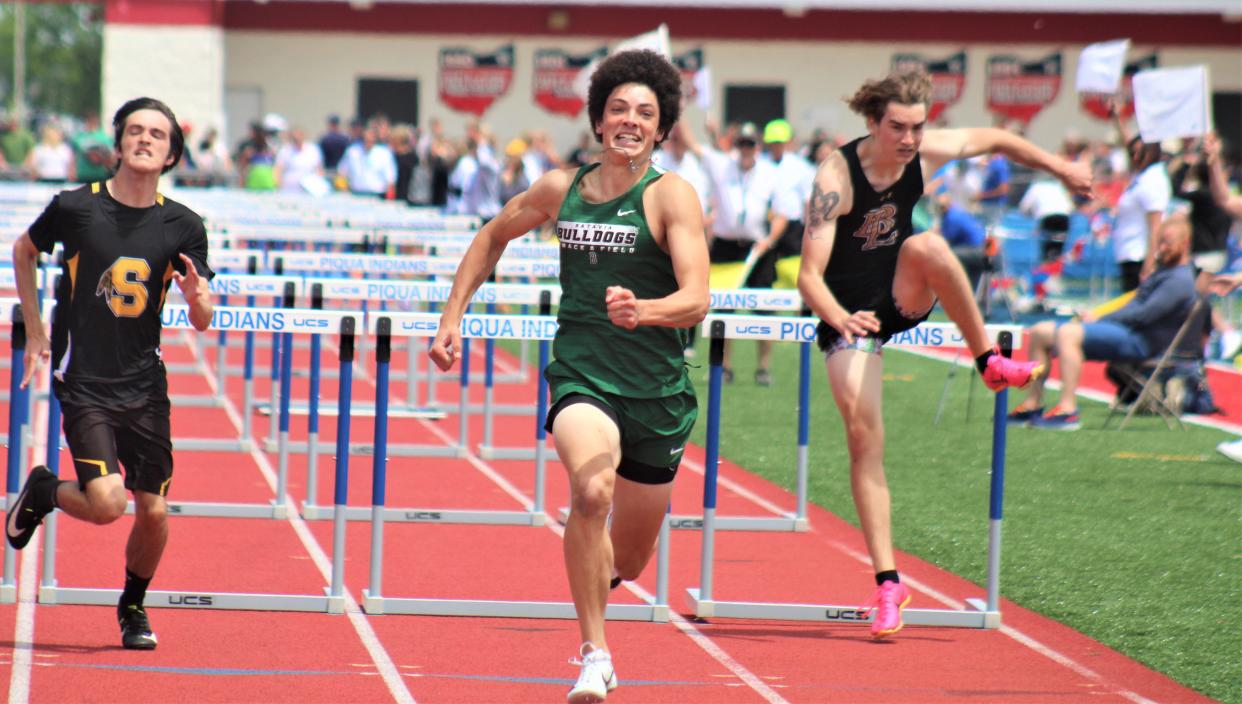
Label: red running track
xmin=0 ymin=328 xmax=1217 ymax=703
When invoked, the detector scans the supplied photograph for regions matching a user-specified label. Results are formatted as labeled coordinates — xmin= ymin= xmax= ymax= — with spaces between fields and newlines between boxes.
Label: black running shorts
xmin=58 ymin=389 xmax=174 ymax=496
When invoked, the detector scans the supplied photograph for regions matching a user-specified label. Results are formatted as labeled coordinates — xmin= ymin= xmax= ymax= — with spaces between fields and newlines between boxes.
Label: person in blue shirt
xmin=977 ymin=152 xmax=1011 ymax=229
xmin=938 ymin=194 xmax=987 ymax=292
xmin=1009 ymin=214 xmax=1196 ymax=430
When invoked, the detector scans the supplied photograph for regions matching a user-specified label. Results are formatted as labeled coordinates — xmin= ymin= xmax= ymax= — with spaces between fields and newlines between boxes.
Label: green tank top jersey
xmin=545 ymin=162 xmax=692 ymax=399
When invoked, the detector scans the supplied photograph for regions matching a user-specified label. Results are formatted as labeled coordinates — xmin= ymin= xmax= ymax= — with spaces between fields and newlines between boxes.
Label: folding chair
xmin=1104 ymin=296 xmax=1210 ymax=431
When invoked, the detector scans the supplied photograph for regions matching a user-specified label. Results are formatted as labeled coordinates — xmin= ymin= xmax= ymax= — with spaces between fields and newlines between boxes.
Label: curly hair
xmin=847 ymin=70 xmax=932 ymax=124
xmin=112 ymin=97 xmax=185 ymax=174
xmin=586 ymin=49 xmax=682 ymax=145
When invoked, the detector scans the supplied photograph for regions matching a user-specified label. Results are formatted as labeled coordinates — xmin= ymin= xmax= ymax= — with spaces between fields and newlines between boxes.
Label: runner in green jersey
xmin=431 ymin=50 xmax=708 ymax=704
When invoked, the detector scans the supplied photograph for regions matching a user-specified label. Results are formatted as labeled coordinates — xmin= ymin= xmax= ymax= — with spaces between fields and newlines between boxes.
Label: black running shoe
xmin=5 ymin=465 xmax=56 ymax=550
xmin=118 ymin=605 xmax=158 ymax=650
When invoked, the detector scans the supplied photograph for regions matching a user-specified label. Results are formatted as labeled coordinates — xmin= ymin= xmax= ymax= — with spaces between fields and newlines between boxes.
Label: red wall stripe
xmin=215 ymin=3 xmax=1242 ymax=47
xmin=105 ymin=0 xmax=224 ymax=26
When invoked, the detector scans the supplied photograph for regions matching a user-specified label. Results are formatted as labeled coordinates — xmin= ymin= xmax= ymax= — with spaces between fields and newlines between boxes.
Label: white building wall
xmin=223 ymin=30 xmax=1240 ymax=154
xmin=103 ymin=23 xmax=225 ymax=145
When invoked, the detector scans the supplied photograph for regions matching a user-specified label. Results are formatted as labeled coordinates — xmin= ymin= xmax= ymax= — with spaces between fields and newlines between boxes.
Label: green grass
xmin=683 ymin=337 xmax=1241 ymax=703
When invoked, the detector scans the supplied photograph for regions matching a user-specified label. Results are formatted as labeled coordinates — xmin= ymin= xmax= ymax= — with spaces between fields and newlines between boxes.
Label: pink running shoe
xmin=862 ymin=580 xmax=911 ymax=639
xmin=981 ymin=347 xmax=1044 ymax=392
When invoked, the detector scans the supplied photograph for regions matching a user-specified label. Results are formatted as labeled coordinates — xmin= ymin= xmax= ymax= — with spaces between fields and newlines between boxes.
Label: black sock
xmin=610 ymin=576 xmax=622 ymax=590
xmin=974 ymin=350 xmax=994 ymax=374
xmin=875 ymin=570 xmax=900 ymax=586
xmin=34 ymin=479 xmax=61 ymax=514
xmin=119 ymin=570 xmax=152 ymax=614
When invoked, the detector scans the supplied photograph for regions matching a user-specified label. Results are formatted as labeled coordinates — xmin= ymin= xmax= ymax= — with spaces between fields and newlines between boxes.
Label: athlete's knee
xmin=843 ymin=417 xmax=884 ymax=460
xmin=86 ymin=491 xmax=128 ymax=524
xmin=133 ymin=497 xmax=168 ymax=528
xmin=569 ymin=473 xmax=615 ymax=521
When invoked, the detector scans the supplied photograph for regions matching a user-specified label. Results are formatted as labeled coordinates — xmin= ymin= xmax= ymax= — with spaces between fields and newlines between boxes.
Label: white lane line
xmin=6 ymin=377 xmax=51 ymax=704
xmin=191 ymin=330 xmax=416 ymax=704
xmin=402 ymin=386 xmax=789 ymax=704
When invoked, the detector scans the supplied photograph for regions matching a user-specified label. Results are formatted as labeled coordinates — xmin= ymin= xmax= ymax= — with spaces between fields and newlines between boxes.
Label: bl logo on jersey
xmin=96 ymin=256 xmax=152 ymax=318
xmin=853 ymin=204 xmax=899 ymax=251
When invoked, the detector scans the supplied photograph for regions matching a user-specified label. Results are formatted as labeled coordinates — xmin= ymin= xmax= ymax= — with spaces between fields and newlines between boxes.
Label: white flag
xmin=1132 ymin=65 xmax=1210 ymax=143
xmin=1076 ymin=39 xmax=1129 ymax=94
xmin=574 ymin=24 xmax=672 ymax=100
xmin=694 ymin=67 xmax=713 ymax=110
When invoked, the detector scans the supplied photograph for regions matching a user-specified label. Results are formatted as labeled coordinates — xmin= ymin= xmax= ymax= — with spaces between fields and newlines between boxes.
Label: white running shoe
xmin=1217 ymin=438 xmax=1242 ymax=464
xmin=567 ymin=643 xmax=618 ymax=703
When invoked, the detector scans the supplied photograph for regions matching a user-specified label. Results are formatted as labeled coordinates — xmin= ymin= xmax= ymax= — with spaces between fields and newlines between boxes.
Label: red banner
xmin=891 ymin=51 xmax=966 ymax=123
xmin=1079 ymin=54 xmax=1158 ymax=121
xmin=986 ymin=52 xmax=1062 ymax=125
xmin=438 ymin=44 xmax=514 ymax=116
xmin=533 ymin=46 xmax=605 ymax=118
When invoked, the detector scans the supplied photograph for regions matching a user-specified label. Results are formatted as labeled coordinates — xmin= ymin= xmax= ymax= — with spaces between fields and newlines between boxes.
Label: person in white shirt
xmin=28 ymin=124 xmax=75 ymax=183
xmin=1018 ymin=176 xmax=1072 ymax=262
xmin=1111 ymin=138 xmax=1170 ymax=292
xmin=340 ymin=125 xmax=397 ymax=198
xmin=681 ymin=120 xmax=785 ymax=385
xmin=761 ymin=119 xmax=816 ymax=289
xmin=274 ymin=127 xmax=324 ymax=194
xmin=653 ymin=123 xmax=711 ymax=219
xmin=447 ymin=125 xmax=502 ymax=221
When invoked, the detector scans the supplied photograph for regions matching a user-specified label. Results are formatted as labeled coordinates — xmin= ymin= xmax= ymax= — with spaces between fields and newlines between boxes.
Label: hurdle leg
xmin=39 ymin=392 xmax=62 ymax=594
xmin=692 ymin=322 xmax=726 ymax=610
xmin=305 ymin=332 xmax=323 ymax=511
xmin=327 ymin=319 xmax=355 ymax=613
xmin=363 ymin=319 xmax=393 ymax=613
xmin=2 ymin=314 xmax=30 ymax=603
xmin=794 ymin=341 xmax=811 ymax=529
xmin=456 ymin=338 xmax=470 ymax=456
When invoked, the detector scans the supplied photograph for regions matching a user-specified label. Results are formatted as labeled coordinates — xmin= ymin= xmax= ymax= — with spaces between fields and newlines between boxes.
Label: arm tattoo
xmin=807 ymin=183 xmax=840 ymax=237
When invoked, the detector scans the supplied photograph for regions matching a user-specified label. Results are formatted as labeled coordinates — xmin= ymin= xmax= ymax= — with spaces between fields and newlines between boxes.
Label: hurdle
xmin=310 ymin=311 xmax=551 ymax=524
xmin=1 ymin=306 xmax=32 ymax=604
xmin=685 ymin=316 xmax=1023 ymax=628
xmin=360 ymin=312 xmax=670 ymax=621
xmin=34 ymin=307 xmax=359 ymax=613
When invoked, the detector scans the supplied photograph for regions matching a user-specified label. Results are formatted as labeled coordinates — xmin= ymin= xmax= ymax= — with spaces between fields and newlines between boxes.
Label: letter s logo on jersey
xmin=97 ymin=256 xmax=152 ymax=318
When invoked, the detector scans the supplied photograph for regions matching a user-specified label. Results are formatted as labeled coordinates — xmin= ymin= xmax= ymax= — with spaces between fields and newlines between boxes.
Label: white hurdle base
xmin=477 ymin=444 xmax=557 ymax=461
xmin=0 ymin=584 xmax=15 ymax=604
xmin=255 ymin=402 xmax=446 ymax=420
xmin=685 ymin=589 xmax=1000 ymax=629
xmin=557 ymin=507 xmax=806 ymax=533
xmin=300 ymin=503 xmax=545 ymax=526
xmin=38 ymin=585 xmax=344 ymax=614
xmin=362 ymin=591 xmax=668 ymax=622
xmin=172 ymin=437 xmax=254 ymax=453
xmin=263 ymin=439 xmax=465 ymax=458
xmin=125 ymin=499 xmax=287 ymax=519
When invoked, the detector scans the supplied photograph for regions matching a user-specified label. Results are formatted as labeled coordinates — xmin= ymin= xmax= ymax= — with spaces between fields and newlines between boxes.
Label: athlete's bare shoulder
xmin=809 ymin=149 xmax=854 ymax=225
xmin=523 ymin=166 xmax=580 ymax=216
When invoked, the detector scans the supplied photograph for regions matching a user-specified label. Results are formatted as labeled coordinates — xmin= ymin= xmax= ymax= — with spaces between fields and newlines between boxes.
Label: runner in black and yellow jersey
xmin=6 ymin=97 xmax=214 ymax=651
xmin=430 ymin=50 xmax=708 ymax=704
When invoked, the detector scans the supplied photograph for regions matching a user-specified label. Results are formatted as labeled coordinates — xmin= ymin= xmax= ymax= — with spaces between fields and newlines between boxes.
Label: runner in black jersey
xmin=428 ymin=51 xmax=708 ymax=703
xmin=5 ymin=98 xmax=214 ymax=651
xmin=796 ymin=71 xmax=1092 ymax=639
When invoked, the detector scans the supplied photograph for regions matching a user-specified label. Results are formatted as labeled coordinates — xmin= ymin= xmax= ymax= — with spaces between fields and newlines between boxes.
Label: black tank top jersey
xmin=824 ymin=137 xmax=924 ymax=307
xmin=28 ymin=183 xmax=214 ymax=405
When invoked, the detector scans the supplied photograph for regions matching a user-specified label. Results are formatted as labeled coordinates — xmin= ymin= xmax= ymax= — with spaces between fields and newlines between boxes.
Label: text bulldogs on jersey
xmin=556 ymin=221 xmax=638 ymax=253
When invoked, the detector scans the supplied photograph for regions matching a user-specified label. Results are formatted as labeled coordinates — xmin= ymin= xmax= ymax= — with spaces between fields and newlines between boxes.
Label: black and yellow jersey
xmin=28 ymin=182 xmax=213 ymax=405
